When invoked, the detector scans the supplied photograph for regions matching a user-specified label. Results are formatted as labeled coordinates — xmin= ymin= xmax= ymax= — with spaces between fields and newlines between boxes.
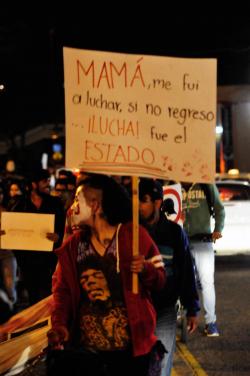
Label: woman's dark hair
xmin=79 ymin=173 xmax=132 ymax=225
xmin=7 ymin=179 xmax=25 ymax=194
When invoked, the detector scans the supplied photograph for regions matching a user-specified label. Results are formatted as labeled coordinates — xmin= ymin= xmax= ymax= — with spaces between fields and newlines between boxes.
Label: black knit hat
xmin=139 ymin=178 xmax=163 ymax=201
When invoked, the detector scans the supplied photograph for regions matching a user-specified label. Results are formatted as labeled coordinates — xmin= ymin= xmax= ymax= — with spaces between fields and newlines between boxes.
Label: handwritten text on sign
xmin=64 ymin=48 xmax=217 ymax=182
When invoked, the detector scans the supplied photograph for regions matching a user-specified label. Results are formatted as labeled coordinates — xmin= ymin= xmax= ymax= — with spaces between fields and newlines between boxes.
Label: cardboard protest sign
xmin=63 ymin=48 xmax=217 ymax=183
xmin=0 ymin=212 xmax=55 ymax=251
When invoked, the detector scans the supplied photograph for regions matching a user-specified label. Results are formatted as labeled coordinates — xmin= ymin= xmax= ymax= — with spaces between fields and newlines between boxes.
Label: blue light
xmin=52 ymin=143 xmax=62 ymax=152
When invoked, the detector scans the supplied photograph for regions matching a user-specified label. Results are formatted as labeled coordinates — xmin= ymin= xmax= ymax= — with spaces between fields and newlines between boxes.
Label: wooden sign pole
xmin=132 ymin=176 xmax=139 ymax=294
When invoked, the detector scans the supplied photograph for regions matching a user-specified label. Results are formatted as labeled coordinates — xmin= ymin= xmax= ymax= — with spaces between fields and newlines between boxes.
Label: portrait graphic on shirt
xmin=78 ymin=252 xmax=130 ymax=352
xmin=80 ymin=267 xmax=111 ymax=302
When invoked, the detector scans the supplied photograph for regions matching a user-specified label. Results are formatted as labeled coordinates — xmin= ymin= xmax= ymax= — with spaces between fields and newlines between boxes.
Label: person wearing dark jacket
xmin=14 ymin=169 xmax=65 ymax=305
xmin=139 ymin=178 xmax=200 ymax=376
xmin=0 ymin=183 xmax=18 ymax=316
xmin=47 ymin=174 xmax=166 ymax=376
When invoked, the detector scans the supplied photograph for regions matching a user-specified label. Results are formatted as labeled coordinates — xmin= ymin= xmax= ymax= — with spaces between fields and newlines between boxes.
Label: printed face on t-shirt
xmin=71 ymin=186 xmax=92 ymax=226
xmin=80 ymin=268 xmax=111 ymax=302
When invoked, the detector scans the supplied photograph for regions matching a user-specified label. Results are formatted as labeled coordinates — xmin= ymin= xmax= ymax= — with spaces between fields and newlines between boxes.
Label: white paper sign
xmin=64 ymin=48 xmax=217 ymax=183
xmin=0 ymin=212 xmax=55 ymax=251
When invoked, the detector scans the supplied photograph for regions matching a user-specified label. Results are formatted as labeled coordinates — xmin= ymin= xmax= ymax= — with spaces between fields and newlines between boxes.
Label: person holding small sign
xmin=47 ymin=174 xmax=166 ymax=376
xmin=12 ymin=169 xmax=65 ymax=306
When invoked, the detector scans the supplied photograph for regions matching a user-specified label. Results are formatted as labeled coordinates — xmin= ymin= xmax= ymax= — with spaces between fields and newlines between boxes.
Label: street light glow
xmin=216 ymin=125 xmax=223 ymax=134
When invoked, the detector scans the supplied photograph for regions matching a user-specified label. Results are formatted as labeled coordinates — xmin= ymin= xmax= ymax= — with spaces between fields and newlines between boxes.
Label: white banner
xmin=64 ymin=48 xmax=217 ymax=183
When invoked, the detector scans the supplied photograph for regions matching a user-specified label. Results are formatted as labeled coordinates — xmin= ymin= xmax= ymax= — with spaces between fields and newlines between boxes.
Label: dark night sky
xmin=1 ymin=5 xmax=250 ymax=141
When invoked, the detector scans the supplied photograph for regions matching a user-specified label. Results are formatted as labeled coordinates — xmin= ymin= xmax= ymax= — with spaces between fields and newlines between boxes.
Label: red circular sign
xmin=163 ymin=188 xmax=181 ymax=223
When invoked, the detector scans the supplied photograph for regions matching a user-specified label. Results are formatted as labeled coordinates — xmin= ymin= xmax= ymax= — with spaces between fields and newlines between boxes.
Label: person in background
xmin=75 ymin=169 xmax=90 ymax=187
xmin=29 ymin=168 xmax=66 ymax=247
xmin=1 ymin=160 xmax=24 ymax=189
xmin=57 ymin=169 xmax=72 ymax=179
xmin=57 ymin=170 xmax=76 ymax=196
xmin=53 ymin=178 xmax=74 ymax=212
xmin=47 ymin=174 xmax=166 ymax=376
xmin=4 ymin=179 xmax=36 ymax=310
xmin=13 ymin=169 xmax=65 ymax=305
xmin=0 ymin=183 xmax=18 ymax=316
xmin=9 ymin=181 xmax=22 ymax=197
xmin=53 ymin=178 xmax=68 ymax=196
xmin=181 ymin=182 xmax=225 ymax=337
xmin=121 ymin=176 xmax=132 ymax=197
xmin=67 ymin=174 xmax=77 ymax=194
xmin=139 ymin=178 xmax=199 ymax=376
xmin=7 ymin=180 xmax=28 ymax=212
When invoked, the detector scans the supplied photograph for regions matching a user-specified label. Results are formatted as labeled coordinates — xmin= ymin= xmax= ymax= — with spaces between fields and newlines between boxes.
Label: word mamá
xmin=76 ymin=58 xmax=145 ymax=88
xmin=84 ymin=140 xmax=155 ymax=165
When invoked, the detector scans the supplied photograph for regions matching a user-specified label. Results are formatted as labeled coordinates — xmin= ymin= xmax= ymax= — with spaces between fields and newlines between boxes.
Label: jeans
xmin=155 ymin=306 xmax=177 ymax=376
xmin=190 ymin=240 xmax=216 ymax=324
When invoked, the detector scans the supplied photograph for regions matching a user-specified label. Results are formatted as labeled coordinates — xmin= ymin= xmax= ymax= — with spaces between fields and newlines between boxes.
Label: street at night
xmin=173 ymin=253 xmax=250 ymax=375
xmin=1 ymin=7 xmax=250 ymax=376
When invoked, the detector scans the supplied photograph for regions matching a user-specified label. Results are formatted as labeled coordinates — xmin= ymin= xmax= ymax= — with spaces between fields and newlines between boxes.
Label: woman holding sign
xmin=47 ymin=173 xmax=166 ymax=376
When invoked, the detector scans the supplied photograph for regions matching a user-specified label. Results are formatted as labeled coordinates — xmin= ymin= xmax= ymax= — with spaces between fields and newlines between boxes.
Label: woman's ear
xmin=91 ymin=199 xmax=101 ymax=214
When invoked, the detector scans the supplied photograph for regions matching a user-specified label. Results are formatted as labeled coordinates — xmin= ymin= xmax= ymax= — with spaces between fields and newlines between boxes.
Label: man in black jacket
xmin=139 ymin=178 xmax=200 ymax=376
xmin=16 ymin=169 xmax=66 ymax=305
